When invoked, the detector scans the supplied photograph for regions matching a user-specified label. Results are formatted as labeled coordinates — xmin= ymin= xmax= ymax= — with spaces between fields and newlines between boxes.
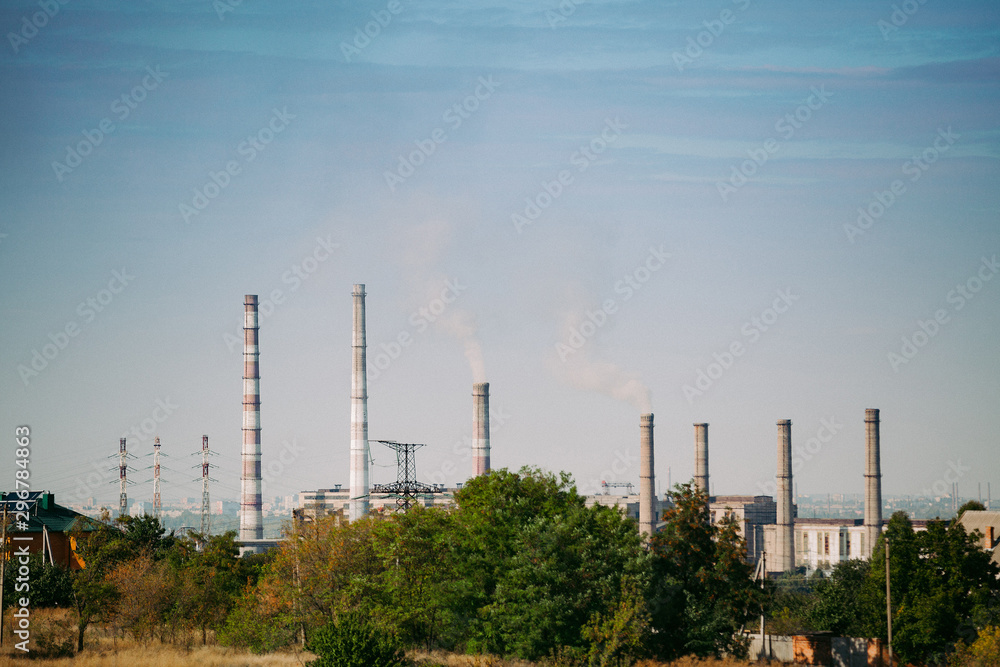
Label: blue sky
xmin=1 ymin=0 xmax=998 ymax=509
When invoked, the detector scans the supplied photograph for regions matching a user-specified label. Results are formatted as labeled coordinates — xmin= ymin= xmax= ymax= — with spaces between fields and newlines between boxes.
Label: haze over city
xmin=1 ymin=0 xmax=997 ymax=511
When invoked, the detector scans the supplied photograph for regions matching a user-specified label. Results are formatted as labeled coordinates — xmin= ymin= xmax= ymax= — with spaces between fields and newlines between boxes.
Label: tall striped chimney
xmin=776 ymin=419 xmax=794 ymax=571
xmin=472 ymin=382 xmax=490 ymax=476
xmin=639 ymin=413 xmax=656 ymax=537
xmin=240 ymin=295 xmax=263 ymax=554
xmin=349 ymin=284 xmax=370 ymax=522
xmin=864 ymin=408 xmax=882 ymax=558
xmin=694 ymin=423 xmax=709 ymax=498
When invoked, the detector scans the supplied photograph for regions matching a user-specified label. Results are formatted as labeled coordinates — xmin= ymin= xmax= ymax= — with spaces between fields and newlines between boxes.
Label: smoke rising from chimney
xmin=552 ymin=310 xmax=652 ymax=412
xmin=401 ymin=219 xmax=486 ymax=382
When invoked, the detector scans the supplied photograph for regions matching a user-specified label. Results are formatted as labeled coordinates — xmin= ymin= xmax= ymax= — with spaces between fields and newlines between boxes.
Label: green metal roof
xmin=1 ymin=492 xmax=101 ymax=534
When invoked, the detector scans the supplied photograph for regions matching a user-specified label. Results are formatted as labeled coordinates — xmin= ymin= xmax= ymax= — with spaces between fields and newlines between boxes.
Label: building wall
xmin=710 ymin=495 xmax=776 ymax=565
xmin=299 ymin=488 xmax=456 ymax=518
xmin=795 ymin=523 xmax=869 ymax=573
xmin=3 ymin=532 xmax=82 ymax=570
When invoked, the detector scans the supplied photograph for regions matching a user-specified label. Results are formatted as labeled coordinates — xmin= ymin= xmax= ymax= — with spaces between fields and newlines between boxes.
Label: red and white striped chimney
xmin=240 ymin=295 xmax=263 ymax=553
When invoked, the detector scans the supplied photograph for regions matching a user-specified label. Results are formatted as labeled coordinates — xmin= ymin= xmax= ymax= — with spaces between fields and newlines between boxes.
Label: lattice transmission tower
xmin=370 ymin=440 xmax=442 ymax=512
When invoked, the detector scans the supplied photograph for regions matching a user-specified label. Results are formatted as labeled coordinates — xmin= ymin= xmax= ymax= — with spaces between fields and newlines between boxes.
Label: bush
xmin=217 ymin=592 xmax=295 ymax=654
xmin=950 ymin=625 xmax=1000 ymax=667
xmin=306 ymin=612 xmax=408 ymax=667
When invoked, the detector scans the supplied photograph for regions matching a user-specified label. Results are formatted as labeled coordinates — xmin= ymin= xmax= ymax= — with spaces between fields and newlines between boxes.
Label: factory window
xmin=801 ymin=531 xmax=809 ymax=553
xmin=824 ymin=532 xmax=830 ymax=555
xmin=861 ymin=534 xmax=865 ymax=556
xmin=844 ymin=534 xmax=850 ymax=556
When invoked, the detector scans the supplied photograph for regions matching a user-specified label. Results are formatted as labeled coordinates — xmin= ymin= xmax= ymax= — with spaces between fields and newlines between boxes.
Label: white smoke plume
xmin=551 ymin=306 xmax=652 ymax=413
xmin=402 ymin=219 xmax=486 ymax=382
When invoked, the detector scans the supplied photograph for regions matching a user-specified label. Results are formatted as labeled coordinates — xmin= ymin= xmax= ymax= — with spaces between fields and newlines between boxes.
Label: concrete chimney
xmin=639 ymin=413 xmax=656 ymax=538
xmin=472 ymin=382 xmax=490 ymax=476
xmin=240 ymin=295 xmax=263 ymax=554
xmin=694 ymin=423 xmax=709 ymax=498
xmin=864 ymin=408 xmax=882 ymax=559
xmin=349 ymin=284 xmax=370 ymax=522
xmin=776 ymin=419 xmax=794 ymax=572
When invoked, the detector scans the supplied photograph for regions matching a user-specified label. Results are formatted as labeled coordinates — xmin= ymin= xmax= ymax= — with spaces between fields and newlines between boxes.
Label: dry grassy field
xmin=0 ymin=610 xmax=764 ymax=667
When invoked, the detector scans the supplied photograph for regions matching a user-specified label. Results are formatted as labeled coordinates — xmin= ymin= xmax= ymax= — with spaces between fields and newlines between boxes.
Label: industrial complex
xmin=221 ymin=284 xmax=997 ymax=574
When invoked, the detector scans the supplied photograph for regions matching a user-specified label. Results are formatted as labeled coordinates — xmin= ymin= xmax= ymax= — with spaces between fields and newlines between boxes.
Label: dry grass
xmin=410 ymin=650 xmax=769 ymax=667
xmin=411 ymin=649 xmax=540 ymax=666
xmin=1 ymin=611 xmax=769 ymax=667
xmin=0 ymin=645 xmax=313 ymax=666
xmin=0 ymin=608 xmax=314 ymax=667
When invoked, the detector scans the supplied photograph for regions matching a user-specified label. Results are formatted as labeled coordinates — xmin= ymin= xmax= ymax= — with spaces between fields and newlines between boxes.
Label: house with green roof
xmin=1 ymin=491 xmax=101 ymax=569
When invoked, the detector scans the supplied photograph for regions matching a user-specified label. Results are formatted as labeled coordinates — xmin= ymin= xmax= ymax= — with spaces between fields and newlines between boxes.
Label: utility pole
xmin=886 ymin=536 xmax=893 ymax=666
xmin=759 ymin=550 xmax=767 ymax=660
xmin=194 ymin=435 xmax=217 ymax=541
xmin=152 ymin=437 xmax=162 ymax=520
xmin=116 ymin=437 xmax=134 ymax=518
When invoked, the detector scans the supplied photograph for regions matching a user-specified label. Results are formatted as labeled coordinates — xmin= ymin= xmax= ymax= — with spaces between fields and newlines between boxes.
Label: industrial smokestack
xmin=776 ymin=419 xmax=794 ymax=572
xmin=349 ymin=284 xmax=370 ymax=522
xmin=240 ymin=295 xmax=263 ymax=554
xmin=694 ymin=423 xmax=709 ymax=498
xmin=864 ymin=408 xmax=882 ymax=559
xmin=472 ymin=382 xmax=490 ymax=476
xmin=639 ymin=413 xmax=656 ymax=537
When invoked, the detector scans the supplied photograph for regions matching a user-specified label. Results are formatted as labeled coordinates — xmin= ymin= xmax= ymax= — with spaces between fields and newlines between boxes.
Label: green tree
xmin=863 ymin=511 xmax=1000 ymax=664
xmin=168 ymin=531 xmax=244 ymax=643
xmin=451 ymin=468 xmax=648 ymax=660
xmin=370 ymin=505 xmax=460 ymax=649
xmin=958 ymin=500 xmax=987 ymax=517
xmin=648 ymin=482 xmax=764 ymax=660
xmin=69 ymin=513 xmax=176 ymax=651
xmin=808 ymin=558 xmax=870 ymax=635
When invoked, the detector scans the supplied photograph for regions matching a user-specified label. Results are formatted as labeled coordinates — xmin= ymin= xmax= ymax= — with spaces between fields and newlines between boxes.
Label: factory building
xmin=709 ymin=495 xmax=776 ymax=564
xmin=298 ymin=485 xmax=457 ymax=520
xmin=286 ymin=284 xmax=911 ymax=577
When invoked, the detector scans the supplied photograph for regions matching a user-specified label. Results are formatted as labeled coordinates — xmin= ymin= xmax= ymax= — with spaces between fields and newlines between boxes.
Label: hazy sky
xmin=1 ymin=0 xmax=998 ymax=511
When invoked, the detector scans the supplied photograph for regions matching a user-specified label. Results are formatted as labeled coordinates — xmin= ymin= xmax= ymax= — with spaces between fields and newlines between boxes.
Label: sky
xmin=1 ymin=0 xmax=998 ymax=511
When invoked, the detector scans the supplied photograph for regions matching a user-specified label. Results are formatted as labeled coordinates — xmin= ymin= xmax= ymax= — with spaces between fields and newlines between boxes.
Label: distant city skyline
xmin=1 ymin=1 xmax=997 ymax=508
